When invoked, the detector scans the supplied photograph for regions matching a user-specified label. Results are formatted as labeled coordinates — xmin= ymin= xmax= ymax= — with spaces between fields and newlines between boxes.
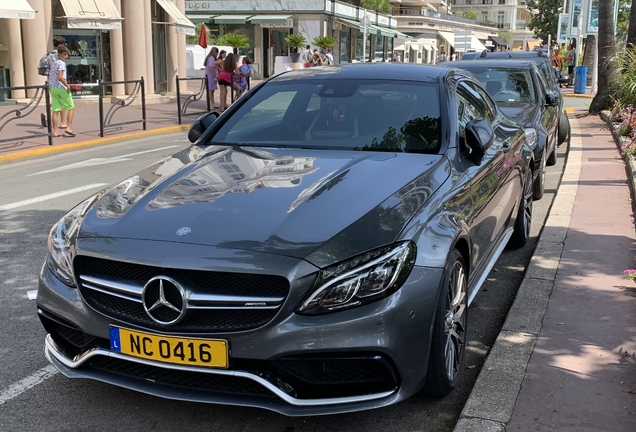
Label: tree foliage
xmin=498 ymin=31 xmax=513 ymax=45
xmin=360 ymin=0 xmax=391 ymax=13
xmin=526 ymin=0 xmax=562 ymax=43
xmin=462 ymin=10 xmax=477 ymax=20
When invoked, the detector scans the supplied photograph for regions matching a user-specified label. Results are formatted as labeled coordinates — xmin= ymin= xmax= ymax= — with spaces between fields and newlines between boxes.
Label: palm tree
xmin=360 ymin=0 xmax=391 ymax=13
xmin=219 ymin=32 xmax=250 ymax=55
xmin=590 ymin=0 xmax=621 ymax=113
xmin=628 ymin=0 xmax=636 ymax=47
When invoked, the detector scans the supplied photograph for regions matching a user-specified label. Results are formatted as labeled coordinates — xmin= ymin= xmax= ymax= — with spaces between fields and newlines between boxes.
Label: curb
xmin=453 ymin=112 xmax=584 ymax=432
xmin=0 ymin=125 xmax=189 ymax=165
xmin=562 ymin=94 xmax=595 ymax=99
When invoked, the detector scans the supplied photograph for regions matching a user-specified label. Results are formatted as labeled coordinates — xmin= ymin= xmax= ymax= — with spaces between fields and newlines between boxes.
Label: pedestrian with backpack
xmin=49 ymin=46 xmax=75 ymax=138
xmin=39 ymin=36 xmax=68 ymax=130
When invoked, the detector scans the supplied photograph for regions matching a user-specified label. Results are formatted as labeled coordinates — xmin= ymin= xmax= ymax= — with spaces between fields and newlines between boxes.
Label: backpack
xmin=37 ymin=51 xmax=56 ymax=76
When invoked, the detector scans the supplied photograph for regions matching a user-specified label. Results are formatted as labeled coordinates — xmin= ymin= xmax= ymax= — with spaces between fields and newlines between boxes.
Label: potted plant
xmin=312 ymin=36 xmax=337 ymax=51
xmin=219 ymin=32 xmax=250 ymax=55
xmin=285 ymin=34 xmax=306 ymax=63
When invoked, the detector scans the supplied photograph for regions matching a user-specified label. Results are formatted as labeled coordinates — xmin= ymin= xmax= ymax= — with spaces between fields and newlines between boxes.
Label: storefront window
xmin=354 ymin=30 xmax=373 ymax=62
xmin=374 ymin=35 xmax=385 ymax=62
xmin=339 ymin=27 xmax=351 ymax=63
xmin=387 ymin=38 xmax=394 ymax=62
xmin=52 ymin=26 xmax=109 ymax=96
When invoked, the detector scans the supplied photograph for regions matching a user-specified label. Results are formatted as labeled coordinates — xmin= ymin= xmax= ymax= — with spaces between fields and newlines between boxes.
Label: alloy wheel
xmin=443 ymin=259 xmax=467 ymax=382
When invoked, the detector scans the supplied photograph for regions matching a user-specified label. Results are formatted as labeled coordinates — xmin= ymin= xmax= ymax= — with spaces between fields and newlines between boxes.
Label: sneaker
xmin=40 ymin=113 xmax=47 ymax=128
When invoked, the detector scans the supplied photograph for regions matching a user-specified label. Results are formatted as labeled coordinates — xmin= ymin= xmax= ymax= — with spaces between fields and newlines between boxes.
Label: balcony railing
xmin=393 ymin=7 xmax=476 ymax=25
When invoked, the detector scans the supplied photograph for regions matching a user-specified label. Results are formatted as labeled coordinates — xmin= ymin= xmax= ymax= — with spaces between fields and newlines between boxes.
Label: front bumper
xmin=37 ymin=252 xmax=444 ymax=416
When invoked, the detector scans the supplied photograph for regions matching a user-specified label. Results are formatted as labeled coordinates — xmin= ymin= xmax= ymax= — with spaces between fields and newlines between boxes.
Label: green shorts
xmin=51 ymin=86 xmax=74 ymax=112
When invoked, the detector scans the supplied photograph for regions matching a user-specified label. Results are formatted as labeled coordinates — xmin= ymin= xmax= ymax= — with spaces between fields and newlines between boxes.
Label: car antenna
xmin=480 ymin=50 xmax=488 ymax=58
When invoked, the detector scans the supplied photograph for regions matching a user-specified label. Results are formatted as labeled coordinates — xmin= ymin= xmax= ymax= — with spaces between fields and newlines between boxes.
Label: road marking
xmin=0 ymin=183 xmax=108 ymax=211
xmin=565 ymin=107 xmax=574 ymax=114
xmin=28 ymin=145 xmax=181 ymax=176
xmin=27 ymin=290 xmax=37 ymax=300
xmin=0 ymin=366 xmax=58 ymax=405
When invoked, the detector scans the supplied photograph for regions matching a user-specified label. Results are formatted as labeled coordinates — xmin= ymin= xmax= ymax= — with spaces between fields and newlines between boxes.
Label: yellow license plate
xmin=109 ymin=326 xmax=228 ymax=368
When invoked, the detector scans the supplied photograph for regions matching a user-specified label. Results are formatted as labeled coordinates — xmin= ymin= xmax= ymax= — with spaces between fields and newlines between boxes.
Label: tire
xmin=533 ymin=161 xmax=545 ymax=200
xmin=424 ymin=249 xmax=468 ymax=397
xmin=509 ymin=168 xmax=533 ymax=249
xmin=546 ymin=142 xmax=557 ymax=166
xmin=557 ymin=111 xmax=570 ymax=146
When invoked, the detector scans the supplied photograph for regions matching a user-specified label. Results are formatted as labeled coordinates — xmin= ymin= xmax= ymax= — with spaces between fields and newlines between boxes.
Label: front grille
xmin=87 ymin=356 xmax=274 ymax=397
xmin=77 ymin=256 xmax=289 ymax=297
xmin=74 ymin=256 xmax=290 ymax=333
xmin=84 ymin=290 xmax=277 ymax=331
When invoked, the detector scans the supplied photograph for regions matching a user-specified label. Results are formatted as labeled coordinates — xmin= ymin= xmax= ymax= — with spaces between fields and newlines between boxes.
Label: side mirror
xmin=464 ymin=118 xmax=494 ymax=165
xmin=558 ymin=75 xmax=569 ymax=84
xmin=546 ymin=92 xmax=560 ymax=106
xmin=188 ymin=112 xmax=220 ymax=143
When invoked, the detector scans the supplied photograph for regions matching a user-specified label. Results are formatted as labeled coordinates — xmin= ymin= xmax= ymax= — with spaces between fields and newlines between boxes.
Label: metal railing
xmin=98 ymin=78 xmax=146 ymax=138
xmin=0 ymin=84 xmax=53 ymax=146
xmin=176 ymin=76 xmax=210 ymax=125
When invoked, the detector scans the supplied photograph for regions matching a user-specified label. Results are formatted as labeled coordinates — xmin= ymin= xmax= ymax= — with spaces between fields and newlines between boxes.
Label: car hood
xmin=498 ymin=103 xmax=540 ymax=128
xmin=80 ymin=145 xmax=450 ymax=266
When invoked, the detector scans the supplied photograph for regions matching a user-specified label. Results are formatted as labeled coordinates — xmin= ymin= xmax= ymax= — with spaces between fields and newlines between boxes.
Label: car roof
xmin=452 ymin=59 xmax=539 ymax=70
xmin=472 ymin=51 xmax=550 ymax=61
xmin=269 ymin=63 xmax=469 ymax=83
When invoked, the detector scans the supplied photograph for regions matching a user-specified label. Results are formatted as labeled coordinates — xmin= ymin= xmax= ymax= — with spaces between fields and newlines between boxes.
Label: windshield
xmin=210 ymin=79 xmax=442 ymax=154
xmin=461 ymin=67 xmax=536 ymax=104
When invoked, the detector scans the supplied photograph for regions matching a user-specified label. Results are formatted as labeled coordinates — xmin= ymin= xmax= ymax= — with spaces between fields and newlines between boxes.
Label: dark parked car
xmin=37 ymin=64 xmax=534 ymax=415
xmin=452 ymin=59 xmax=560 ymax=200
xmin=457 ymin=50 xmax=571 ymax=146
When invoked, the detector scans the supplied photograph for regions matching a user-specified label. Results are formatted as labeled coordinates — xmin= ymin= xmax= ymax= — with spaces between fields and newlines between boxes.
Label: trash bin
xmin=574 ymin=66 xmax=588 ymax=94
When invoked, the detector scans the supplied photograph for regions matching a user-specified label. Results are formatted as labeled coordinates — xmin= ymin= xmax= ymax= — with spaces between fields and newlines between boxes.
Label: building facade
xmin=450 ymin=0 xmax=538 ymax=50
xmin=0 ymin=0 xmax=195 ymax=99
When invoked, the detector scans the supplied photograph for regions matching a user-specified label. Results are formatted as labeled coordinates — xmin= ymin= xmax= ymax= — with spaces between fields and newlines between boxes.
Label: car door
xmin=533 ymin=64 xmax=558 ymax=153
xmin=455 ymin=80 xmax=519 ymax=275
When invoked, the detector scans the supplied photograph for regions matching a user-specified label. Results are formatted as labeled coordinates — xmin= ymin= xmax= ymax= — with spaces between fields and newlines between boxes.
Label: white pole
xmin=362 ymin=11 xmax=368 ymax=63
xmin=577 ymin=0 xmax=586 ymax=64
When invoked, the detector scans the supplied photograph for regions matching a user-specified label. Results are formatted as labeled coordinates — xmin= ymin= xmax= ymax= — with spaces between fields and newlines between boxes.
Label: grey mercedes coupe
xmin=37 ymin=64 xmax=533 ymax=415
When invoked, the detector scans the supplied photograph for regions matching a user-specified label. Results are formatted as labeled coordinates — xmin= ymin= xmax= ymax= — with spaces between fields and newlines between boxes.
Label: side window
xmin=534 ymin=64 xmax=549 ymax=99
xmin=457 ymin=81 xmax=494 ymax=124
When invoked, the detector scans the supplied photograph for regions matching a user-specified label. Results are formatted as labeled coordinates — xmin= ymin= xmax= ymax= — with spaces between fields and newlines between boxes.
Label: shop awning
xmin=471 ymin=36 xmax=487 ymax=51
xmin=368 ymin=24 xmax=395 ymax=38
xmin=156 ymin=0 xmax=195 ymax=35
xmin=438 ymin=31 xmax=455 ymax=47
xmin=489 ymin=36 xmax=509 ymax=48
xmin=187 ymin=14 xmax=212 ymax=24
xmin=214 ymin=15 xmax=252 ymax=24
xmin=0 ymin=0 xmax=35 ymax=19
xmin=527 ymin=40 xmax=541 ymax=50
xmin=249 ymin=15 xmax=291 ymax=25
xmin=59 ymin=0 xmax=122 ymax=29
xmin=393 ymin=30 xmax=412 ymax=39
xmin=336 ymin=18 xmax=363 ymax=31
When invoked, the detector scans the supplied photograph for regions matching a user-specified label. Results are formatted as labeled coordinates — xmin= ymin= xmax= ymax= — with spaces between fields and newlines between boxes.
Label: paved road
xmin=0 ymin=115 xmax=570 ymax=431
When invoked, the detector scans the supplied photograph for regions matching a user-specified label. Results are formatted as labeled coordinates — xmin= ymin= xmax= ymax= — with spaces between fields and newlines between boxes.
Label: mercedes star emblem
xmin=176 ymin=227 xmax=191 ymax=236
xmin=141 ymin=276 xmax=186 ymax=325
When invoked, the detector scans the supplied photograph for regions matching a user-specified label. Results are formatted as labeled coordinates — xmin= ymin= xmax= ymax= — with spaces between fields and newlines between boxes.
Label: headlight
xmin=46 ymin=197 xmax=96 ymax=287
xmin=297 ymin=242 xmax=416 ymax=315
xmin=524 ymin=127 xmax=537 ymax=148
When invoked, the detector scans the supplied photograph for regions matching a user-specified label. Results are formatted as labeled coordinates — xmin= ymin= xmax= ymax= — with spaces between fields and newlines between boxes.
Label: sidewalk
xmin=455 ymin=109 xmax=636 ymax=431
xmin=0 ymin=79 xmax=265 ymax=164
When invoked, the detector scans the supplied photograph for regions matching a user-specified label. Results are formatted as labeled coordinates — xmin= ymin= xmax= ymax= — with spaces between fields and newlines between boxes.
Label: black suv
xmin=456 ymin=50 xmax=570 ymax=146
xmin=452 ymin=59 xmax=559 ymax=200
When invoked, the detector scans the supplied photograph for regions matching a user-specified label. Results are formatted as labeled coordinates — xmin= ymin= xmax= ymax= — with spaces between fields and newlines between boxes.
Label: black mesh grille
xmin=81 ymin=290 xmax=279 ymax=332
xmin=86 ymin=356 xmax=274 ymax=397
xmin=56 ymin=325 xmax=99 ymax=349
xmin=74 ymin=256 xmax=290 ymax=333
xmin=273 ymin=357 xmax=395 ymax=385
xmin=76 ymin=256 xmax=289 ymax=297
